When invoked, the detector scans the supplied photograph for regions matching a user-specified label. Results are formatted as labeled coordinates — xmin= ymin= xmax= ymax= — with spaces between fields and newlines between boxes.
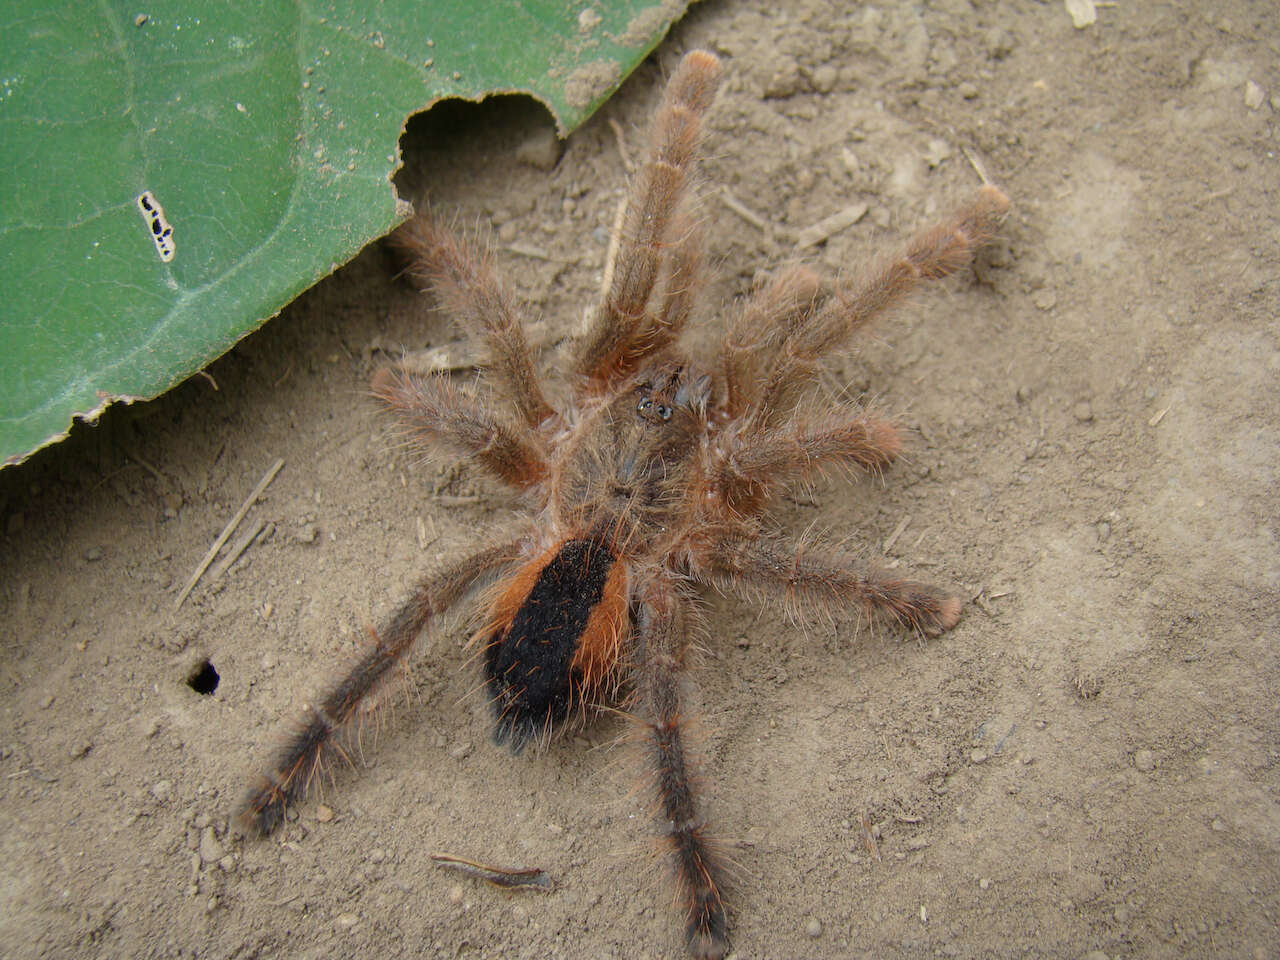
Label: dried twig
xmin=882 ymin=514 xmax=911 ymax=553
xmin=175 ymin=458 xmax=284 ymax=609
xmin=431 ymin=852 xmax=554 ymax=891
xmin=717 ymin=189 xmax=769 ymax=232
xmin=598 ymin=194 xmax=628 ymax=304
xmin=608 ymin=117 xmax=634 ymax=172
xmin=860 ymin=811 xmax=882 ymax=863
xmin=794 ymin=202 xmax=868 ymax=249
xmin=209 ymin=518 xmax=267 ymax=582
xmin=961 ymin=146 xmax=994 ymax=186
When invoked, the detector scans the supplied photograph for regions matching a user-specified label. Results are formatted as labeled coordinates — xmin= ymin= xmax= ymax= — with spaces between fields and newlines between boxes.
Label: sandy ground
xmin=2 ymin=1 xmax=1278 ymax=958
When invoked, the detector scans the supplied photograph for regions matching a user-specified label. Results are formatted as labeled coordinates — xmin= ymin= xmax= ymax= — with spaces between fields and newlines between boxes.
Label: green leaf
xmin=0 ymin=0 xmax=689 ymax=466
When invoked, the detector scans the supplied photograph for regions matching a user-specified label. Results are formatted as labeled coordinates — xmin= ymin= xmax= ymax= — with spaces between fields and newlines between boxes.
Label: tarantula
xmin=240 ymin=49 xmax=1008 ymax=959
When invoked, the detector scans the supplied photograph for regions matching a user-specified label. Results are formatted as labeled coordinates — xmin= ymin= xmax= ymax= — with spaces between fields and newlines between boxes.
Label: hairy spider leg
xmin=239 ymin=540 xmax=522 ymax=835
xmin=372 ymin=368 xmax=548 ymax=489
xmin=392 ymin=213 xmax=554 ymax=429
xmin=695 ymin=532 xmax=962 ymax=637
xmin=711 ymin=405 xmax=905 ymax=515
xmin=575 ymin=50 xmax=723 ymax=391
xmin=735 ymin=186 xmax=1011 ymax=433
xmin=634 ymin=578 xmax=728 ymax=960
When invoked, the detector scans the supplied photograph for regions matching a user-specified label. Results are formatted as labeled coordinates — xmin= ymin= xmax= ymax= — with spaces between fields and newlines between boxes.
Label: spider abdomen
xmin=483 ymin=538 xmax=628 ymax=750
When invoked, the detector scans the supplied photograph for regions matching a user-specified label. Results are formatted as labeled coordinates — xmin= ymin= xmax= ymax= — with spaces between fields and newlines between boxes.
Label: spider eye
xmin=637 ymin=398 xmax=652 ymax=412
xmin=657 ymin=404 xmax=672 ymax=421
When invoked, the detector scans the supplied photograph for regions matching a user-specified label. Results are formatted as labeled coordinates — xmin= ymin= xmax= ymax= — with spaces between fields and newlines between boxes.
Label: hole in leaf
xmin=187 ymin=659 xmax=220 ymax=695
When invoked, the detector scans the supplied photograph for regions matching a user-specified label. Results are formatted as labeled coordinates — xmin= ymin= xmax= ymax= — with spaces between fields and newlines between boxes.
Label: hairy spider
xmin=239 ymin=49 xmax=1009 ymax=959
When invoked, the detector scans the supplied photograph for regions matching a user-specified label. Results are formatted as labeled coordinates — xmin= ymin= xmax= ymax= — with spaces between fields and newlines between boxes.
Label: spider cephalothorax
xmin=240 ymin=49 xmax=1008 ymax=959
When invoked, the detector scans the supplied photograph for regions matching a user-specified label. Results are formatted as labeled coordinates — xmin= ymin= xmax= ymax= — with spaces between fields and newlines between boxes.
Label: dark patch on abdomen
xmin=484 ymin=539 xmax=615 ymax=751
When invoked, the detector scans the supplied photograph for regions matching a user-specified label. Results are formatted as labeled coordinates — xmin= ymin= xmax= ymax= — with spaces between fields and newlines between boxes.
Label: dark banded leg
xmin=634 ymin=579 xmax=728 ymax=960
xmin=239 ymin=539 xmax=522 ymax=835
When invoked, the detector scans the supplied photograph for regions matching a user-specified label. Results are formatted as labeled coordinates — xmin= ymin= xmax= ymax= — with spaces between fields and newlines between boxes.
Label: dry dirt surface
xmin=2 ymin=2 xmax=1277 ymax=958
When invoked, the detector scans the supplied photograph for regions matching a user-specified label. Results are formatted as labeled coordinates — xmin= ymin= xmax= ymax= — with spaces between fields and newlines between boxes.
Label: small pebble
xmin=68 ymin=740 xmax=92 ymax=760
xmin=1073 ymin=400 xmax=1094 ymax=422
xmin=970 ymin=749 xmax=988 ymax=765
xmin=1243 ymin=80 xmax=1265 ymax=110
xmin=219 ymin=854 xmax=237 ymax=873
xmin=764 ymin=59 xmax=803 ymax=98
xmin=924 ymin=138 xmax=953 ymax=169
xmin=85 ymin=546 xmax=104 ymax=562
xmin=448 ymin=883 xmax=465 ymax=905
xmin=979 ymin=877 xmax=991 ymax=890
xmin=335 ymin=912 xmax=360 ymax=928
xmin=514 ymin=127 xmax=561 ymax=170
xmin=368 ymin=848 xmax=386 ymax=863
xmin=315 ymin=804 xmax=334 ymax=823
xmin=1032 ymin=289 xmax=1057 ymax=311
xmin=811 ymin=64 xmax=837 ymax=93
xmin=199 ymin=826 xmax=224 ymax=864
xmin=1096 ymin=521 xmax=1111 ymax=542
xmin=805 ymin=917 xmax=822 ymax=939
xmin=449 ymin=741 xmax=473 ymax=761
xmin=40 ymin=695 xmax=55 ymax=709
xmin=151 ymin=780 xmax=173 ymax=800
xmin=984 ymin=27 xmax=1015 ymax=60
xmin=296 ymin=523 xmax=319 ymax=544
xmin=958 ymin=81 xmax=979 ymax=100
xmin=1132 ymin=749 xmax=1156 ymax=772
xmin=1210 ymin=817 xmax=1226 ymax=832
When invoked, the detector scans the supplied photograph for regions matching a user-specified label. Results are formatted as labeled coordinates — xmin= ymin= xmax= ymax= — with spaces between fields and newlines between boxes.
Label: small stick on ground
xmin=430 ymin=852 xmax=555 ymax=891
xmin=431 ymin=493 xmax=482 ymax=507
xmin=175 ymin=458 xmax=284 ymax=609
xmin=794 ymin=202 xmax=868 ymax=249
xmin=597 ymin=194 xmax=628 ymax=305
xmin=122 ymin=442 xmax=176 ymax=494
xmin=717 ymin=189 xmax=769 ymax=232
xmin=861 ymin=811 xmax=882 ymax=863
xmin=962 ymin=146 xmax=994 ymax=185
xmin=882 ymin=514 xmax=911 ymax=554
xmin=209 ymin=518 xmax=267 ymax=582
xmin=608 ymin=117 xmax=635 ymax=172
